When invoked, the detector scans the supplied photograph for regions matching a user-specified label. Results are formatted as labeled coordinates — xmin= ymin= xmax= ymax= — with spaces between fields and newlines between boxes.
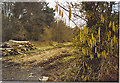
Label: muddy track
xmin=2 ymin=46 xmax=74 ymax=81
xmin=36 ymin=53 xmax=72 ymax=67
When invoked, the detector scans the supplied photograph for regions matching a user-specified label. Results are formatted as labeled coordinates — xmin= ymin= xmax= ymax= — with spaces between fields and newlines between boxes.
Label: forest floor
xmin=2 ymin=42 xmax=81 ymax=82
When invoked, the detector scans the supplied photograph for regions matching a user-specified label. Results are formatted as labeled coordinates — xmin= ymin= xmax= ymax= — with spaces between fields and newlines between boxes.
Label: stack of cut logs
xmin=1 ymin=40 xmax=36 ymax=56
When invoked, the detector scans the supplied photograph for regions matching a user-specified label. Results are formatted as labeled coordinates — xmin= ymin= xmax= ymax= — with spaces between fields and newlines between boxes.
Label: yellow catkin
xmin=81 ymin=34 xmax=83 ymax=43
xmin=116 ymin=38 xmax=118 ymax=47
xmin=63 ymin=19 xmax=65 ymax=24
xmin=87 ymin=50 xmax=88 ymax=55
xmin=62 ymin=12 xmax=63 ymax=17
xmin=102 ymin=51 xmax=105 ymax=58
xmin=84 ymin=26 xmax=86 ymax=30
xmin=109 ymin=21 xmax=111 ymax=28
xmin=103 ymin=50 xmax=106 ymax=58
xmin=114 ymin=35 xmax=116 ymax=43
xmin=80 ymin=35 xmax=82 ymax=42
xmin=86 ymin=28 xmax=88 ymax=34
xmin=112 ymin=22 xmax=115 ymax=32
xmin=94 ymin=39 xmax=96 ymax=46
xmin=115 ymin=54 xmax=118 ymax=57
xmin=91 ymin=33 xmax=93 ymax=40
xmin=90 ymin=54 xmax=93 ymax=60
xmin=98 ymin=27 xmax=100 ymax=42
xmin=84 ymin=26 xmax=86 ymax=34
xmin=101 ymin=14 xmax=104 ymax=23
xmin=114 ymin=65 xmax=118 ymax=70
xmin=99 ymin=35 xmax=100 ymax=43
xmin=83 ymin=34 xmax=86 ymax=44
xmin=109 ymin=31 xmax=111 ymax=37
xmin=108 ymin=34 xmax=110 ymax=41
xmin=56 ymin=5 xmax=58 ymax=12
xmin=98 ymin=73 xmax=101 ymax=77
xmin=107 ymin=49 xmax=109 ymax=55
xmin=111 ymin=39 xmax=113 ymax=48
xmin=65 ymin=19 xmax=66 ymax=25
xmin=95 ymin=47 xmax=97 ymax=53
xmin=93 ymin=38 xmax=95 ymax=47
xmin=85 ymin=63 xmax=87 ymax=67
xmin=82 ymin=48 xmax=84 ymax=54
xmin=102 ymin=51 xmax=103 ymax=57
xmin=97 ymin=52 xmax=100 ymax=58
xmin=91 ymin=42 xmax=92 ymax=48
xmin=82 ymin=34 xmax=83 ymax=43
xmin=75 ymin=36 xmax=77 ymax=41
xmin=106 ymin=69 xmax=109 ymax=75
xmin=59 ymin=8 xmax=61 ymax=15
xmin=90 ymin=39 xmax=92 ymax=48
xmin=117 ymin=42 xmax=118 ymax=47
xmin=88 ymin=39 xmax=91 ymax=47
xmin=82 ymin=48 xmax=86 ymax=55
xmin=69 ymin=7 xmax=71 ymax=20
xmin=98 ymin=27 xmax=100 ymax=36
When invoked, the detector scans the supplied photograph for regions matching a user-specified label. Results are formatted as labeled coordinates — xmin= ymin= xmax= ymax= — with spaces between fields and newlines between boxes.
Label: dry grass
xmin=29 ymin=41 xmax=57 ymax=47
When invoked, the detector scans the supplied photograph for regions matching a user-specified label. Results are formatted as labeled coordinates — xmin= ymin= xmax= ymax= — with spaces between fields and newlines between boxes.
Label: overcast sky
xmin=46 ymin=0 xmax=81 ymax=28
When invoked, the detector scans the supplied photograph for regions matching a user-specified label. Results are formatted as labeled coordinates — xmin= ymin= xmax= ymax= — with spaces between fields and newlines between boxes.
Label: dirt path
xmin=2 ymin=46 xmax=76 ymax=81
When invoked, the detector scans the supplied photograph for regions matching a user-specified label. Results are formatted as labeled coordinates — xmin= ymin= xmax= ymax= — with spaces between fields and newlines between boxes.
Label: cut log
xmin=9 ymin=40 xmax=29 ymax=44
xmin=2 ymin=40 xmax=36 ymax=57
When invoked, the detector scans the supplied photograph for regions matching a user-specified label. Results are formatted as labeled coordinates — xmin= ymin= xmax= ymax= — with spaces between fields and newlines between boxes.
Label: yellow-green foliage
xmin=73 ymin=19 xmax=118 ymax=59
xmin=72 ymin=14 xmax=119 ymax=81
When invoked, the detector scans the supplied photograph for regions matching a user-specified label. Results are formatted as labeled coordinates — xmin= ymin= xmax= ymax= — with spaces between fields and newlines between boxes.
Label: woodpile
xmin=1 ymin=40 xmax=36 ymax=56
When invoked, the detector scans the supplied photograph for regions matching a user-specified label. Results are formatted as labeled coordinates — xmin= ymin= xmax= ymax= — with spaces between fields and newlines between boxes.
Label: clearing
xmin=2 ymin=42 xmax=80 ymax=81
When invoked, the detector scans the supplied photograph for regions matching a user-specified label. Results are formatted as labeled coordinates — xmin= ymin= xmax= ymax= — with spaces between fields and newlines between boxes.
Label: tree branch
xmin=62 ymin=8 xmax=78 ymax=27
xmin=56 ymin=2 xmax=87 ymax=22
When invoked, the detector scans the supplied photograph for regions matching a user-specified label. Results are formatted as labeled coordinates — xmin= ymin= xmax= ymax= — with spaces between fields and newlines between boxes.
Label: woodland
xmin=2 ymin=1 xmax=119 ymax=82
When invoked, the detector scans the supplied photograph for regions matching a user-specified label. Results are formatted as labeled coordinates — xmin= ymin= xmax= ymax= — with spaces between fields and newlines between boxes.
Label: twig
xmin=56 ymin=1 xmax=87 ymax=22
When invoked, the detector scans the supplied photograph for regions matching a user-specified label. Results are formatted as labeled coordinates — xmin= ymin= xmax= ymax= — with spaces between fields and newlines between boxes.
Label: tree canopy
xmin=2 ymin=2 xmax=55 ymax=41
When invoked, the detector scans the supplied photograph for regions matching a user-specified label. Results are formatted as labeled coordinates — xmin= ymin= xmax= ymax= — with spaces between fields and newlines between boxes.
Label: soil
xmin=2 ymin=46 xmax=76 ymax=82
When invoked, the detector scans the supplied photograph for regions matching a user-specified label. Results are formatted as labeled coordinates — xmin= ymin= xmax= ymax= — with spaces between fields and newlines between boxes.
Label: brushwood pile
xmin=1 ymin=40 xmax=36 ymax=56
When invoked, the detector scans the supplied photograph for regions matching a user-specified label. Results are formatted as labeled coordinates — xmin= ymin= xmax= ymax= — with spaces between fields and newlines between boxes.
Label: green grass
xmin=25 ymin=42 xmax=73 ymax=53
xmin=63 ymin=42 xmax=73 ymax=46
xmin=62 ymin=56 xmax=76 ymax=63
xmin=37 ymin=46 xmax=54 ymax=50
xmin=2 ymin=42 xmax=73 ymax=60
xmin=25 ymin=46 xmax=55 ymax=53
